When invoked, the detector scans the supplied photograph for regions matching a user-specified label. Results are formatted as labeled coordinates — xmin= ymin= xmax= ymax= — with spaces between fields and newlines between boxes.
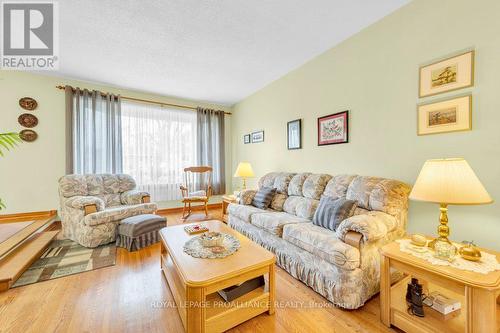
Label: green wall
xmin=231 ymin=0 xmax=500 ymax=250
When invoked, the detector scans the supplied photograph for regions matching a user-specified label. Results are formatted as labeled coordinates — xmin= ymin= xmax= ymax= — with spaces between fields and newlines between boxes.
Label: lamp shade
xmin=409 ymin=158 xmax=492 ymax=205
xmin=234 ymin=162 xmax=255 ymax=178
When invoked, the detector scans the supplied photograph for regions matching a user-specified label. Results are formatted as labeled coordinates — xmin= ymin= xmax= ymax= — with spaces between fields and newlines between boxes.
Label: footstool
xmin=116 ymin=214 xmax=167 ymax=251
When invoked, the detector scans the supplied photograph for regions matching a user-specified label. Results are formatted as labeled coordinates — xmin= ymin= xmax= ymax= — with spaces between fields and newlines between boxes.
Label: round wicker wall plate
xmin=19 ymin=97 xmax=38 ymax=110
xmin=18 ymin=113 xmax=38 ymax=128
xmin=20 ymin=129 xmax=38 ymax=142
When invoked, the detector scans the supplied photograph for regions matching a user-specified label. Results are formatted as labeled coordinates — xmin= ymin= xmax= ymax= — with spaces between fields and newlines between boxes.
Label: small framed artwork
xmin=243 ymin=134 xmax=251 ymax=144
xmin=419 ymin=51 xmax=474 ymax=98
xmin=417 ymin=95 xmax=472 ymax=136
xmin=318 ymin=110 xmax=349 ymax=146
xmin=287 ymin=119 xmax=301 ymax=150
xmin=251 ymin=130 xmax=264 ymax=143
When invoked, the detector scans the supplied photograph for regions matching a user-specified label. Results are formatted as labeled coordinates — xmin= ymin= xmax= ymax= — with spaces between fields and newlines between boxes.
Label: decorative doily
xmin=184 ymin=233 xmax=240 ymax=259
xmin=397 ymin=239 xmax=500 ymax=274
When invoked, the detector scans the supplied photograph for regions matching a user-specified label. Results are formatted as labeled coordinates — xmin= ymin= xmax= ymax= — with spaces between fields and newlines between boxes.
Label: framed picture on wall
xmin=251 ymin=130 xmax=264 ymax=143
xmin=317 ymin=111 xmax=349 ymax=146
xmin=243 ymin=134 xmax=251 ymax=144
xmin=419 ymin=51 xmax=474 ymax=98
xmin=417 ymin=95 xmax=472 ymax=135
xmin=287 ymin=119 xmax=301 ymax=150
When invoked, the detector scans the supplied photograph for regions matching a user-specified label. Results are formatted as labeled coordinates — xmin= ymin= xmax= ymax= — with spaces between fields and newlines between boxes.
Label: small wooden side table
xmin=221 ymin=195 xmax=238 ymax=223
xmin=380 ymin=240 xmax=500 ymax=333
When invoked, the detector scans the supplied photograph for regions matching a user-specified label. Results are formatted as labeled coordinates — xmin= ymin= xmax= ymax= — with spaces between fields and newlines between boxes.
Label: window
xmin=121 ymin=100 xmax=197 ymax=201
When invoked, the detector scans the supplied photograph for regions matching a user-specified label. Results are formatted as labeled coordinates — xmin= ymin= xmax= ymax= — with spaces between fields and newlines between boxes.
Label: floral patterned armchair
xmin=58 ymin=174 xmax=157 ymax=248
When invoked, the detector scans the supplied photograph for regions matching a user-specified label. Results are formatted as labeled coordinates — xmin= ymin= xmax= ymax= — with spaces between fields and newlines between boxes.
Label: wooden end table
xmin=380 ymin=240 xmax=500 ymax=333
xmin=160 ymin=220 xmax=275 ymax=333
xmin=221 ymin=195 xmax=237 ymax=223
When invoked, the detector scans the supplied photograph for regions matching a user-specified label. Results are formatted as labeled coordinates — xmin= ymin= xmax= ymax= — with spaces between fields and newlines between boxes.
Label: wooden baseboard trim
xmin=0 ymin=210 xmax=57 ymax=223
xmin=157 ymin=203 xmax=220 ymax=215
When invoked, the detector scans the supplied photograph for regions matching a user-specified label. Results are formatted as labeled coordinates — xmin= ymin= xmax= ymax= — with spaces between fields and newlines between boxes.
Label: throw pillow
xmin=312 ymin=196 xmax=357 ymax=231
xmin=252 ymin=187 xmax=277 ymax=209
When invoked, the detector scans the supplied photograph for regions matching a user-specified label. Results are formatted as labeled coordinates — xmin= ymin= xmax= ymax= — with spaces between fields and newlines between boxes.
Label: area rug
xmin=13 ymin=239 xmax=116 ymax=288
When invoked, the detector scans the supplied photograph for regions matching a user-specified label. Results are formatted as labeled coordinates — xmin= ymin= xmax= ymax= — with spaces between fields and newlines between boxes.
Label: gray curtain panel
xmin=65 ymin=86 xmax=123 ymax=174
xmin=196 ymin=107 xmax=226 ymax=195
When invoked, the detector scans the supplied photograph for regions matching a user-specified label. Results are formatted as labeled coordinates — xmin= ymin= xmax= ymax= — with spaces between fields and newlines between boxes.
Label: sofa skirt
xmin=116 ymin=230 xmax=161 ymax=251
xmin=228 ymin=215 xmax=380 ymax=309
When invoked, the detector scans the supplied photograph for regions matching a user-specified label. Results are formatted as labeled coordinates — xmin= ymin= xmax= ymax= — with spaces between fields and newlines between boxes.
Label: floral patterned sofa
xmin=58 ymin=174 xmax=157 ymax=248
xmin=228 ymin=172 xmax=410 ymax=309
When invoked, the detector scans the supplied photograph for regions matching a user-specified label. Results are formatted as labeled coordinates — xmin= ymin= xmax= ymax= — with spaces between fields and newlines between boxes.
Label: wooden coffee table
xmin=159 ymin=220 xmax=276 ymax=333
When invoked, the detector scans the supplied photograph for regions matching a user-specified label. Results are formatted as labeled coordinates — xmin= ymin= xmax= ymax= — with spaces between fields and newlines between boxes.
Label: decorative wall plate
xmin=19 ymin=97 xmax=38 ymax=110
xmin=18 ymin=113 xmax=38 ymax=128
xmin=20 ymin=129 xmax=38 ymax=142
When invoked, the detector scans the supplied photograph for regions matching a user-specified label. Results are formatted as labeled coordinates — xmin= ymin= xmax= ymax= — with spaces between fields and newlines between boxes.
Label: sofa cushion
xmin=283 ymin=196 xmax=319 ymax=219
xmin=302 ymin=174 xmax=332 ymax=200
xmin=227 ymin=203 xmax=266 ymax=223
xmin=287 ymin=173 xmax=311 ymax=196
xmin=346 ymin=176 xmax=411 ymax=216
xmin=239 ymin=189 xmax=257 ymax=205
xmin=312 ymin=196 xmax=357 ymax=231
xmin=283 ymin=223 xmax=360 ymax=270
xmin=270 ymin=193 xmax=287 ymax=211
xmin=252 ymin=187 xmax=277 ymax=209
xmin=86 ymin=175 xmax=106 ymax=196
xmin=101 ymin=194 xmax=122 ymax=207
xmin=59 ymin=174 xmax=88 ymax=197
xmin=273 ymin=172 xmax=296 ymax=194
xmin=258 ymin=172 xmax=280 ymax=189
xmin=117 ymin=174 xmax=137 ymax=192
xmin=323 ymin=174 xmax=357 ymax=199
xmin=251 ymin=212 xmax=310 ymax=236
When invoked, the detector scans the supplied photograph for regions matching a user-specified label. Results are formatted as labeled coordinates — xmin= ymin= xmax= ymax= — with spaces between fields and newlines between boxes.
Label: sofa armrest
xmin=84 ymin=203 xmax=157 ymax=226
xmin=239 ymin=189 xmax=257 ymax=205
xmin=336 ymin=211 xmax=398 ymax=243
xmin=65 ymin=196 xmax=105 ymax=216
xmin=121 ymin=190 xmax=151 ymax=205
xmin=343 ymin=231 xmax=363 ymax=250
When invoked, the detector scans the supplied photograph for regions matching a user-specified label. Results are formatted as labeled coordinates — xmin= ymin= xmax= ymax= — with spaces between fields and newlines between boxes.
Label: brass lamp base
xmin=427 ymin=236 xmax=452 ymax=250
xmin=428 ymin=203 xmax=457 ymax=260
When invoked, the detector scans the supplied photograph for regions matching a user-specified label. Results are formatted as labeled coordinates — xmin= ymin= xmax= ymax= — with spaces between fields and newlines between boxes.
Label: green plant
xmin=0 ymin=132 xmax=21 ymax=156
xmin=0 ymin=132 xmax=21 ymax=210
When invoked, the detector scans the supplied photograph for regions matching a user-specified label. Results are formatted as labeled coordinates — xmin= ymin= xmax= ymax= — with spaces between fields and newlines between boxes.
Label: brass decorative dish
xmin=19 ymin=97 xmax=38 ymax=110
xmin=18 ymin=113 xmax=38 ymax=128
xmin=459 ymin=242 xmax=481 ymax=262
xmin=19 ymin=129 xmax=38 ymax=142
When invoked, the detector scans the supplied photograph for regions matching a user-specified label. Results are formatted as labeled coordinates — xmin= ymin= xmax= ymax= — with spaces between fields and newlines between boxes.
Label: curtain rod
xmin=55 ymin=85 xmax=232 ymax=115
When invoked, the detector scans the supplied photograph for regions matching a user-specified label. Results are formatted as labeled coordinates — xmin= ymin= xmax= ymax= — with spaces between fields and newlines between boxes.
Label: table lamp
xmin=234 ymin=162 xmax=254 ymax=190
xmin=409 ymin=158 xmax=492 ymax=259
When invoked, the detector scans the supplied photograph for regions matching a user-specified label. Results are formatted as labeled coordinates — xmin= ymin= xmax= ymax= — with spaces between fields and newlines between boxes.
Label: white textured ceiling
xmin=57 ymin=0 xmax=410 ymax=105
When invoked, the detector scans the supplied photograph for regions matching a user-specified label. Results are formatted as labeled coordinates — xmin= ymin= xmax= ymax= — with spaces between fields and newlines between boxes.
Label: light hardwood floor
xmin=0 ymin=208 xmax=400 ymax=333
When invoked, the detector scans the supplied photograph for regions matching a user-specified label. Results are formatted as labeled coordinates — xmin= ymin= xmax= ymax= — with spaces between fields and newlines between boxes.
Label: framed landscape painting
xmin=317 ymin=111 xmax=348 ymax=146
xmin=251 ymin=130 xmax=264 ymax=143
xmin=417 ymin=95 xmax=472 ymax=135
xmin=287 ymin=119 xmax=301 ymax=150
xmin=419 ymin=51 xmax=474 ymax=98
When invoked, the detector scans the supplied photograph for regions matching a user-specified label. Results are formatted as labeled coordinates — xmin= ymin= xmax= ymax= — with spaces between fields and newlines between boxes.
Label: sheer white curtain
xmin=121 ymin=101 xmax=197 ymax=201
